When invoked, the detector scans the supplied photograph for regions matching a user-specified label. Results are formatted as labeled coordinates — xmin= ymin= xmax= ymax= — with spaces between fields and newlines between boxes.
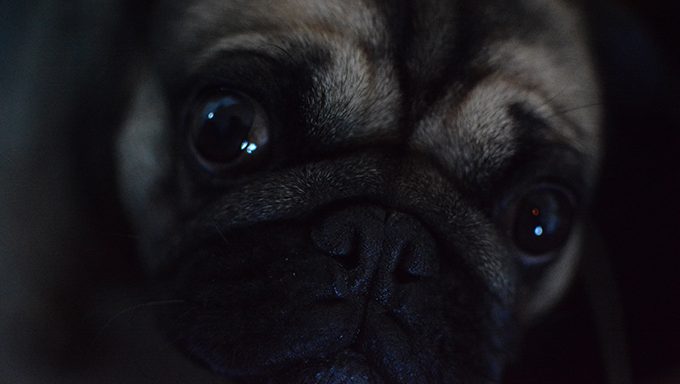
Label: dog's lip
xmin=161 ymin=297 xmax=364 ymax=378
xmin=279 ymin=349 xmax=385 ymax=384
xmin=161 ymin=249 xmax=438 ymax=382
xmin=166 ymin=241 xmax=354 ymax=304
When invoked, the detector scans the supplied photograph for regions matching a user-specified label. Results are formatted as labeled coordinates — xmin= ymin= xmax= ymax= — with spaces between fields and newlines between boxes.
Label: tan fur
xmin=116 ymin=0 xmax=603 ymax=379
xmin=129 ymin=0 xmax=601 ymax=318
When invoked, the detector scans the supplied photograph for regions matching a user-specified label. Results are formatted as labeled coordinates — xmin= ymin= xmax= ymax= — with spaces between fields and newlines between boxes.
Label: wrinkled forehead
xmin=171 ymin=0 xmax=387 ymax=45
xmin=159 ymin=0 xmax=592 ymax=84
xmin=154 ymin=0 xmax=600 ymax=170
xmin=158 ymin=0 xmax=388 ymax=74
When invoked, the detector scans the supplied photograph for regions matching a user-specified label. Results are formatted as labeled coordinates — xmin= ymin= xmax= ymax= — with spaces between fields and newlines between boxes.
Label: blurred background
xmin=596 ymin=0 xmax=680 ymax=382
xmin=1 ymin=0 xmax=678 ymax=383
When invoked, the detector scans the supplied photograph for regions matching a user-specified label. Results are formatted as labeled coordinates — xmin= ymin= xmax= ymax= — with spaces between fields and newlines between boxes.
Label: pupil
xmin=513 ymin=189 xmax=573 ymax=255
xmin=192 ymin=95 xmax=255 ymax=163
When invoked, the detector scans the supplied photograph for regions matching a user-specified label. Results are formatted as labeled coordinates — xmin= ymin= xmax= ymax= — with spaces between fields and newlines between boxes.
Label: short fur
xmin=117 ymin=1 xmax=602 ymax=382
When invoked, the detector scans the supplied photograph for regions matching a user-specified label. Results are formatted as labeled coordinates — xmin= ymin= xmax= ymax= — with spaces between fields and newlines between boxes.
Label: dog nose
xmin=311 ymin=205 xmax=439 ymax=302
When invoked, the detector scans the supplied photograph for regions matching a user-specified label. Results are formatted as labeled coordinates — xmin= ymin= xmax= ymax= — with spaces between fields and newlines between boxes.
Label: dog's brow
xmin=189 ymin=33 xmax=298 ymax=74
xmin=408 ymin=73 xmax=598 ymax=196
xmin=168 ymin=0 xmax=387 ymax=62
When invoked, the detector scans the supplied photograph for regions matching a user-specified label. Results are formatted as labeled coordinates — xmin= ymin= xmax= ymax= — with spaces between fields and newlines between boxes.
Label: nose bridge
xmin=311 ymin=205 xmax=439 ymax=302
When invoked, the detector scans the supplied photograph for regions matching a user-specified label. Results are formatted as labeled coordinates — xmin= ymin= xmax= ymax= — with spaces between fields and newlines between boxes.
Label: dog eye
xmin=508 ymin=186 xmax=575 ymax=258
xmin=188 ymin=89 xmax=269 ymax=170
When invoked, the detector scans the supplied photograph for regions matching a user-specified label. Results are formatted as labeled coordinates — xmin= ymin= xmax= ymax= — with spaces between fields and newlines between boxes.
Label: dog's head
xmin=117 ymin=0 xmax=601 ymax=382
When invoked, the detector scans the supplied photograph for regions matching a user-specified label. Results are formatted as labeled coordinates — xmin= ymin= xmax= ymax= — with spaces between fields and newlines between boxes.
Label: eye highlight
xmin=188 ymin=89 xmax=269 ymax=172
xmin=503 ymin=185 xmax=576 ymax=260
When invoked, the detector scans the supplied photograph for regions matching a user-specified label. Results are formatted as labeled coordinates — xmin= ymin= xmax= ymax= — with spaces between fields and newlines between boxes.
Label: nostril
xmin=394 ymin=243 xmax=438 ymax=285
xmin=311 ymin=219 xmax=352 ymax=255
xmin=394 ymin=266 xmax=422 ymax=285
xmin=311 ymin=220 xmax=360 ymax=270
xmin=334 ymin=242 xmax=361 ymax=270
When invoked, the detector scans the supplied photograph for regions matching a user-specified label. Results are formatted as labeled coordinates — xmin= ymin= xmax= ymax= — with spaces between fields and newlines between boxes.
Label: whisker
xmin=266 ymin=42 xmax=295 ymax=63
xmin=541 ymin=86 xmax=570 ymax=108
xmin=213 ymin=222 xmax=230 ymax=247
xmin=547 ymin=101 xmax=604 ymax=119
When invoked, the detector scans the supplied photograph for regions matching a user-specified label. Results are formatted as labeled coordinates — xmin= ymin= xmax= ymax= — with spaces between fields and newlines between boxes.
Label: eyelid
xmin=168 ymin=50 xmax=292 ymax=111
xmin=486 ymin=141 xmax=588 ymax=207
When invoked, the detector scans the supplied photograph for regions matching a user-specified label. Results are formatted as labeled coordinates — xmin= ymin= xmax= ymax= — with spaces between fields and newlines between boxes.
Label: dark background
xmin=595 ymin=0 xmax=680 ymax=382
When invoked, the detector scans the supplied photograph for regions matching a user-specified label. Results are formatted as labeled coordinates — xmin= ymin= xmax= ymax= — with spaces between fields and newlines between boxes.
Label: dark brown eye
xmin=509 ymin=186 xmax=575 ymax=257
xmin=189 ymin=89 xmax=269 ymax=170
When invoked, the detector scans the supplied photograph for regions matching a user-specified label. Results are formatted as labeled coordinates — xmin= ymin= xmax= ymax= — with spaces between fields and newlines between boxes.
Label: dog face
xmin=117 ymin=0 xmax=601 ymax=382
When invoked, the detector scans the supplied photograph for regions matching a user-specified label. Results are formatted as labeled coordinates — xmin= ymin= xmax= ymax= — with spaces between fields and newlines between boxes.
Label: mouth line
xmin=276 ymin=348 xmax=386 ymax=384
xmin=164 ymin=291 xmax=433 ymax=383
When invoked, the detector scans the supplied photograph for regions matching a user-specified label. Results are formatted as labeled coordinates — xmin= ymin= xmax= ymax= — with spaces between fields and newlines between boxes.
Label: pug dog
xmin=117 ymin=0 xmax=602 ymax=382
